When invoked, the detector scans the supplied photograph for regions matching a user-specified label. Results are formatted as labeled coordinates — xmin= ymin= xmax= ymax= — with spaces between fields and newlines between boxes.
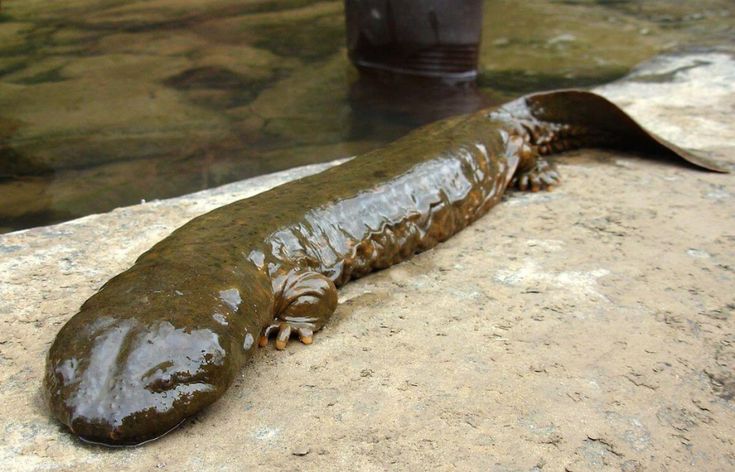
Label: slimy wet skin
xmin=44 ymin=90 xmax=728 ymax=446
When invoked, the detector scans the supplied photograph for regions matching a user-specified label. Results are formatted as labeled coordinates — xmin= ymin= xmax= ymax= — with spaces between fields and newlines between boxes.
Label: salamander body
xmin=44 ymin=90 xmax=727 ymax=445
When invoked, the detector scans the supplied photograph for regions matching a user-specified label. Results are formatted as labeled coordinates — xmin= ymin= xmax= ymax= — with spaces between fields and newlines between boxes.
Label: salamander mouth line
xmin=76 ymin=419 xmax=188 ymax=448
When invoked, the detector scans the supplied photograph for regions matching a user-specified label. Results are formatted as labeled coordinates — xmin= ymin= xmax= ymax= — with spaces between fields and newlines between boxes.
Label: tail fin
xmin=523 ymin=90 xmax=729 ymax=173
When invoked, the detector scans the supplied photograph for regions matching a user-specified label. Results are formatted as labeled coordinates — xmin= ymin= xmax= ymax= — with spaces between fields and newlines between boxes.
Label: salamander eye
xmin=142 ymin=361 xmax=180 ymax=392
xmin=144 ymin=368 xmax=209 ymax=393
xmin=147 ymin=374 xmax=174 ymax=392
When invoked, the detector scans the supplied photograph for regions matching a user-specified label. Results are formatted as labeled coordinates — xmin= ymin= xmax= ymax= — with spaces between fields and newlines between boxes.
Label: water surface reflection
xmin=0 ymin=0 xmax=732 ymax=232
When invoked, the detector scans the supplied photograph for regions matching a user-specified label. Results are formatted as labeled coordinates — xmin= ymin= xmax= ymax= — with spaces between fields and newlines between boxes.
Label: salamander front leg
xmin=513 ymin=156 xmax=561 ymax=192
xmin=259 ymin=271 xmax=338 ymax=350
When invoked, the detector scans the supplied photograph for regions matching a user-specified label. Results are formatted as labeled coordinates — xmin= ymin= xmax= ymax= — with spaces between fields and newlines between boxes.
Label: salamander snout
xmin=45 ymin=315 xmax=232 ymax=446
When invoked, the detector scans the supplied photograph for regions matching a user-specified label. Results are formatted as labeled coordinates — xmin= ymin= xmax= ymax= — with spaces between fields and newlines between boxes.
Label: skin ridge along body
xmin=43 ymin=90 xmax=728 ymax=446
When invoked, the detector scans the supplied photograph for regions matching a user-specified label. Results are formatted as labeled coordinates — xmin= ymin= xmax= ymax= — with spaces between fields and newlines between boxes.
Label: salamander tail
xmin=520 ymin=89 xmax=730 ymax=173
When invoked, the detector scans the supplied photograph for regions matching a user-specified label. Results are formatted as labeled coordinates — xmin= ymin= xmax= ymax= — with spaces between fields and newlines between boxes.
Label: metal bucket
xmin=345 ymin=0 xmax=484 ymax=82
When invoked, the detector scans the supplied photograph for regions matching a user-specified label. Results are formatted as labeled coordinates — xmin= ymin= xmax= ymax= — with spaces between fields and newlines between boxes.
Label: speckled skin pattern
xmin=44 ymin=91 xmax=727 ymax=446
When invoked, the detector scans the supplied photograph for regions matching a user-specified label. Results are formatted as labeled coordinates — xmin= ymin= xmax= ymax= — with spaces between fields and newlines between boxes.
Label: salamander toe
xmin=259 ymin=321 xmax=316 ymax=350
xmin=513 ymin=156 xmax=561 ymax=192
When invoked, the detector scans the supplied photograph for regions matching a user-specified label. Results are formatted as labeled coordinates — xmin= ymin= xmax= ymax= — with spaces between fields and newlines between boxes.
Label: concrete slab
xmin=1 ymin=51 xmax=734 ymax=471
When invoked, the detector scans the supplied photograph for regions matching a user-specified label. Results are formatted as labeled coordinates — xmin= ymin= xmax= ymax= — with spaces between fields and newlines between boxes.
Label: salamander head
xmin=44 ymin=313 xmax=238 ymax=446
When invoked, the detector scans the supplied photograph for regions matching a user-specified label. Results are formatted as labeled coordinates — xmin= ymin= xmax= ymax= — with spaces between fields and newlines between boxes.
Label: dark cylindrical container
xmin=345 ymin=0 xmax=483 ymax=82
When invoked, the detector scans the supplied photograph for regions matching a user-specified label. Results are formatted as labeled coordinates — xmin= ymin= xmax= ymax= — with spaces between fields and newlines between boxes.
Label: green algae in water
xmin=12 ymin=65 xmax=66 ymax=85
xmin=251 ymin=15 xmax=345 ymax=62
xmin=0 ymin=60 xmax=26 ymax=79
xmin=0 ymin=0 xmax=734 ymax=232
xmin=477 ymin=67 xmax=629 ymax=95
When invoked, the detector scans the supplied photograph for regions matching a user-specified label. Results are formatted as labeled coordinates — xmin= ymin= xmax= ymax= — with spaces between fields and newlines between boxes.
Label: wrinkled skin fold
xmin=44 ymin=90 xmax=728 ymax=446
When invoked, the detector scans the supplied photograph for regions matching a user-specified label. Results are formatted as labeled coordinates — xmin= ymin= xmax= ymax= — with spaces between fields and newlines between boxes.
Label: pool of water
xmin=0 ymin=0 xmax=733 ymax=232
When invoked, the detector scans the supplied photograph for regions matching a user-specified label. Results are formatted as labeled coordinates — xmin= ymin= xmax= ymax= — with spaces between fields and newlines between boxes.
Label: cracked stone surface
xmin=1 ymin=51 xmax=734 ymax=470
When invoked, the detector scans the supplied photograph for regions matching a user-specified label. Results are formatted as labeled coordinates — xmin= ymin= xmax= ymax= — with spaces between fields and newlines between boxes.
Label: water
xmin=0 ymin=0 xmax=732 ymax=232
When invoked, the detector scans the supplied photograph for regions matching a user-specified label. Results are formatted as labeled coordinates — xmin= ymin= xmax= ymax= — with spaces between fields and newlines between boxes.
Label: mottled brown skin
xmin=44 ymin=90 xmax=728 ymax=446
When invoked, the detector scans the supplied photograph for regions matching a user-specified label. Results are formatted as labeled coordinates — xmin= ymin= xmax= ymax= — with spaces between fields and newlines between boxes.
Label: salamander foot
xmin=259 ymin=321 xmax=316 ymax=350
xmin=259 ymin=270 xmax=338 ymax=350
xmin=513 ymin=157 xmax=561 ymax=192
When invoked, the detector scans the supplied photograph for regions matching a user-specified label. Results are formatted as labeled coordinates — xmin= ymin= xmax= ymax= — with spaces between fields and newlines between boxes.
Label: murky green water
xmin=0 ymin=0 xmax=732 ymax=232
